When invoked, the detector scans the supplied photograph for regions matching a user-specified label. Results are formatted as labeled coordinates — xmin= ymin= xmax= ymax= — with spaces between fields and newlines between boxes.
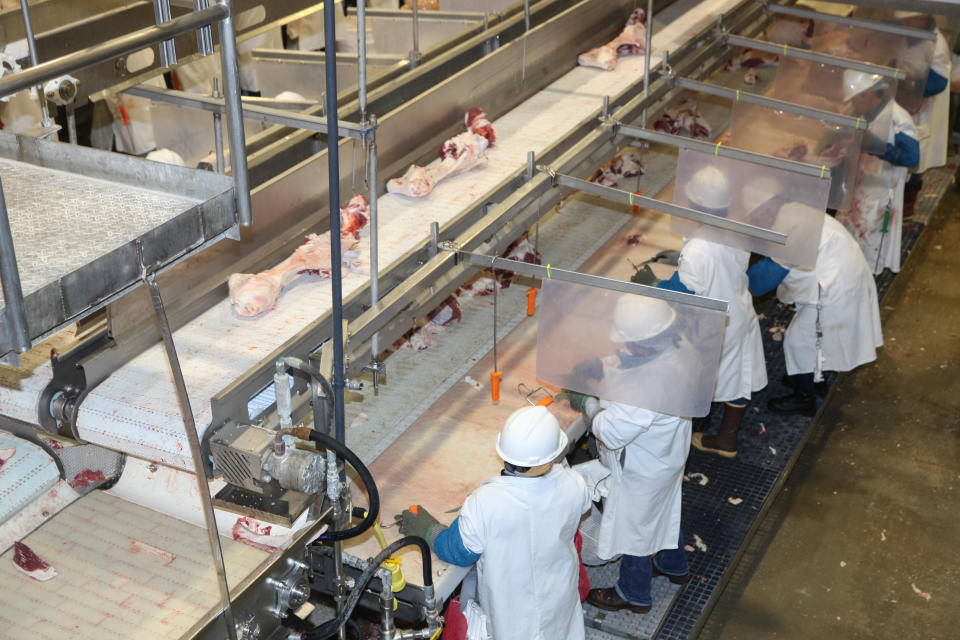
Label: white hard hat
xmin=496 ymin=406 xmax=568 ymax=467
xmin=741 ymin=177 xmax=781 ymax=213
xmin=609 ymin=295 xmax=677 ymax=343
xmin=146 ymin=148 xmax=185 ymax=167
xmin=842 ymin=70 xmax=883 ymax=102
xmin=274 ymin=90 xmax=308 ymax=102
xmin=684 ymin=166 xmax=731 ymax=211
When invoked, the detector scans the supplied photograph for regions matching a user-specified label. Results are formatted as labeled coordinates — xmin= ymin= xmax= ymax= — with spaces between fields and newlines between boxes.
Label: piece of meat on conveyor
xmin=578 ymin=9 xmax=646 ymax=71
xmin=227 ymin=195 xmax=370 ymax=316
xmin=12 ymin=541 xmax=56 ymax=581
xmin=387 ymin=109 xmax=497 ymax=198
xmin=653 ymin=105 xmax=712 ymax=140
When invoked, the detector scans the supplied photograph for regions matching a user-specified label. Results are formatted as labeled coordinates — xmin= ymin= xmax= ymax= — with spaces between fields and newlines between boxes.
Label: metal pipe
xmin=765 ymin=3 xmax=937 ymax=41
xmin=212 ymin=77 xmax=225 ymax=173
xmin=194 ymin=0 xmax=215 ymax=55
xmin=144 ymin=273 xmax=237 ymax=640
xmin=411 ymin=0 xmax=420 ymax=69
xmin=0 ymin=5 xmax=228 ymax=98
xmin=368 ymin=118 xmax=379 ymax=361
xmin=641 ymin=0 xmax=653 ymax=128
xmin=724 ymin=34 xmax=905 ymax=79
xmin=378 ymin=568 xmax=396 ymax=640
xmin=619 ymin=124 xmax=834 ymax=179
xmin=456 ymin=251 xmax=728 ymax=312
xmin=675 ymin=77 xmax=866 ymax=129
xmin=216 ymin=0 xmax=252 ymax=227
xmin=357 ymin=0 xmax=368 ymax=122
xmin=324 ymin=0 xmax=346 ymax=447
xmin=152 ymin=0 xmax=177 ymax=67
xmin=549 ymin=170 xmax=789 ymax=244
xmin=18 ymin=0 xmax=52 ymax=127
xmin=0 ymin=179 xmax=30 ymax=354
xmin=524 ymin=0 xmax=531 ymax=31
xmin=66 ymin=107 xmax=77 ymax=144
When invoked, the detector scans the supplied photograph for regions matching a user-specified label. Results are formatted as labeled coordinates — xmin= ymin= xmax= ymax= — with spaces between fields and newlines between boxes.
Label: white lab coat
xmin=458 ymin=466 xmax=591 ymax=640
xmin=913 ymin=32 xmax=951 ymax=173
xmin=675 ymin=238 xmax=767 ymax=402
xmin=774 ymin=215 xmax=883 ymax=375
xmin=591 ymin=401 xmax=690 ymax=559
xmin=837 ymin=102 xmax=917 ymax=274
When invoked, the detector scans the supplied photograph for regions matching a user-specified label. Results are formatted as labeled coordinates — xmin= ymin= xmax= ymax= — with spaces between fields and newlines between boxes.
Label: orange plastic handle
xmin=632 ymin=190 xmax=643 ymax=215
xmin=409 ymin=505 xmax=419 ymax=515
xmin=536 ymin=396 xmax=554 ymax=407
xmin=491 ymin=371 xmax=502 ymax=402
xmin=525 ymin=288 xmax=538 ymax=316
xmin=119 ymin=104 xmax=131 ymax=126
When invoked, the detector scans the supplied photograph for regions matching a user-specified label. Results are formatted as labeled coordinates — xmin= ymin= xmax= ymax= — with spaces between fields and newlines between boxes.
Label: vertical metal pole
xmin=324 ymin=0 xmax=346 ymax=447
xmin=410 ymin=0 xmax=420 ymax=69
xmin=66 ymin=107 xmax=77 ymax=144
xmin=641 ymin=0 xmax=653 ymax=128
xmin=368 ymin=122 xmax=380 ymax=361
xmin=152 ymin=0 xmax=178 ymax=67
xmin=194 ymin=0 xmax=214 ymax=55
xmin=0 ymin=180 xmax=30 ymax=354
xmin=216 ymin=0 xmax=253 ymax=227
xmin=18 ymin=0 xmax=52 ymax=128
xmin=524 ymin=0 xmax=531 ymax=32
xmin=357 ymin=0 xmax=368 ymax=122
xmin=144 ymin=272 xmax=237 ymax=640
xmin=213 ymin=77 xmax=225 ymax=173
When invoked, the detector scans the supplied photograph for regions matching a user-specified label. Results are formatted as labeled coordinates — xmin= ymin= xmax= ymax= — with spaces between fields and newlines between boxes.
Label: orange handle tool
xmin=525 ymin=288 xmax=538 ymax=316
xmin=632 ymin=190 xmax=643 ymax=215
xmin=491 ymin=371 xmax=502 ymax=402
xmin=409 ymin=505 xmax=419 ymax=515
xmin=119 ymin=104 xmax=131 ymax=126
xmin=535 ymin=396 xmax=554 ymax=407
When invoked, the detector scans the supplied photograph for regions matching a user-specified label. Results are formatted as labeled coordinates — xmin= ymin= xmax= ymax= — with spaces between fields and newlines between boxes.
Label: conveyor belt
xmin=69 ymin=0 xmax=742 ymax=470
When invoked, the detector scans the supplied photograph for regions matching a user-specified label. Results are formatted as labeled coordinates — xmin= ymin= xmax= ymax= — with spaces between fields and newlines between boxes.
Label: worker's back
xmin=457 ymin=465 xmax=590 ymax=640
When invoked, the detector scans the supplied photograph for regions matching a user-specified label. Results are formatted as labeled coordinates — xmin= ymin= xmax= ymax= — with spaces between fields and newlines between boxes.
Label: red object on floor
xmin=575 ymin=531 xmax=591 ymax=601
xmin=441 ymin=596 xmax=468 ymax=640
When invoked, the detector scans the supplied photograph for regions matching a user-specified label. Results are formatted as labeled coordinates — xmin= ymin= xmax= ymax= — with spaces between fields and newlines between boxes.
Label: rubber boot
xmin=691 ymin=402 xmax=715 ymax=433
xmin=692 ymin=403 xmax=745 ymax=458
xmin=768 ymin=391 xmax=816 ymax=416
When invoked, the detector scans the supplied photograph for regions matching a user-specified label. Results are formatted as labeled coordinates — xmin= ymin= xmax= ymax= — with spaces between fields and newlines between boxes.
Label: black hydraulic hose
xmin=306 ymin=429 xmax=379 ymax=541
xmin=280 ymin=357 xmax=335 ymax=435
xmin=302 ymin=536 xmax=434 ymax=640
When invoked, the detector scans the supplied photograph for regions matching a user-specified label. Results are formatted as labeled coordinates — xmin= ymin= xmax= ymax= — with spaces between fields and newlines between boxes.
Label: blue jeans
xmin=615 ymin=529 xmax=689 ymax=606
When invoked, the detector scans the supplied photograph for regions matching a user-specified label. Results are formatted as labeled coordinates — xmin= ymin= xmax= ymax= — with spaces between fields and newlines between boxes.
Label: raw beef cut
xmin=593 ymin=150 xmax=646 ymax=187
xmin=724 ymin=49 xmax=779 ymax=71
xmin=388 ymin=109 xmax=495 ymax=198
xmin=578 ymin=9 xmax=646 ymax=71
xmin=232 ymin=516 xmax=292 ymax=552
xmin=653 ymin=114 xmax=682 ymax=135
xmin=675 ymin=108 xmax=711 ymax=139
xmin=130 ymin=539 xmax=176 ymax=565
xmin=68 ymin=469 xmax=104 ymax=489
xmin=744 ymin=69 xmax=760 ymax=85
xmin=228 ymin=196 xmax=368 ymax=317
xmin=0 ymin=447 xmax=14 ymax=472
xmin=12 ymin=541 xmax=56 ymax=581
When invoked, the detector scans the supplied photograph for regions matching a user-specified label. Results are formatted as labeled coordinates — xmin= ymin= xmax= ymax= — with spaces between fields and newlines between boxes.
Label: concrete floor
xmin=699 ymin=190 xmax=960 ymax=639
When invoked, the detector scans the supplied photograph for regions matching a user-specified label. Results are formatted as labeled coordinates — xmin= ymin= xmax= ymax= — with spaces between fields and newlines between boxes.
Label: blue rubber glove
xmin=656 ymin=270 xmax=694 ymax=294
xmin=747 ymin=258 xmax=789 ymax=296
xmin=925 ymin=70 xmax=948 ymax=97
xmin=881 ymin=132 xmax=920 ymax=168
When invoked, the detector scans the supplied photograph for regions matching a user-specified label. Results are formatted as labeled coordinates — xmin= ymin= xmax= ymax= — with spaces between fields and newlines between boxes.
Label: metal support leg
xmin=368 ymin=121 xmax=382 ymax=383
xmin=641 ymin=0 xmax=653 ymax=128
xmin=410 ymin=0 xmax=420 ymax=69
xmin=66 ymin=106 xmax=77 ymax=144
xmin=216 ymin=0 xmax=253 ymax=227
xmin=143 ymin=271 xmax=237 ymax=640
xmin=213 ymin=77 xmax=225 ymax=173
xmin=152 ymin=0 xmax=178 ymax=67
xmin=0 ymin=179 xmax=29 ymax=355
xmin=18 ymin=0 xmax=52 ymax=128
xmin=194 ymin=0 xmax=214 ymax=56
xmin=524 ymin=0 xmax=531 ymax=32
xmin=378 ymin=568 xmax=396 ymax=640
xmin=357 ymin=0 xmax=368 ymax=122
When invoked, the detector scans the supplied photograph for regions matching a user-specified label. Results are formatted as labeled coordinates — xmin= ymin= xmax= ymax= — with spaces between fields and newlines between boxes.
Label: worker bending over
xmin=565 ymin=296 xmax=692 ymax=613
xmin=658 ymin=167 xmax=767 ymax=458
xmin=836 ymin=71 xmax=919 ymax=274
xmin=748 ymin=210 xmax=884 ymax=415
xmin=397 ymin=406 xmax=591 ymax=640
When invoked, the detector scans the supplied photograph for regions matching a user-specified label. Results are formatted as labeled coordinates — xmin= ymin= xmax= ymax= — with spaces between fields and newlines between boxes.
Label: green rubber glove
xmin=630 ymin=263 xmax=658 ymax=286
xmin=556 ymin=390 xmax=596 ymax=412
xmin=395 ymin=506 xmax=442 ymax=542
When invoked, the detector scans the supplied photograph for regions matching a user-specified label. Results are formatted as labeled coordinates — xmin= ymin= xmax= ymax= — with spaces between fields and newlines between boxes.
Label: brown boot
xmin=691 ymin=403 xmax=746 ymax=458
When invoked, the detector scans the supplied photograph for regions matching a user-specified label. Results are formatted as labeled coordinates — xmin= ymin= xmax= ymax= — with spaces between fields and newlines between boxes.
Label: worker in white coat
xmin=562 ymin=297 xmax=692 ymax=614
xmin=747 ymin=207 xmax=883 ymax=415
xmin=657 ymin=167 xmax=767 ymax=458
xmin=836 ymin=71 xmax=919 ymax=274
xmin=396 ymin=406 xmax=591 ymax=640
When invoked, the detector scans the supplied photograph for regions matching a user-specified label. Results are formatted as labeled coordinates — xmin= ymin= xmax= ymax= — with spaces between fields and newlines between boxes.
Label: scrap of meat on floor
xmin=653 ymin=105 xmax=712 ymax=140
xmin=232 ymin=516 xmax=292 ymax=552
xmin=0 ymin=447 xmax=14 ymax=471
xmin=578 ymin=9 xmax=647 ymax=71
xmin=592 ymin=150 xmax=646 ymax=188
xmin=227 ymin=195 xmax=370 ymax=317
xmin=387 ymin=109 xmax=496 ymax=198
xmin=12 ymin=541 xmax=57 ymax=581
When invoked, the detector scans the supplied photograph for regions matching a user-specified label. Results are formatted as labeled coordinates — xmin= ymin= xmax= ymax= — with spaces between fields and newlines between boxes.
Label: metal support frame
xmin=153 ymin=0 xmax=178 ymax=67
xmin=0 ymin=178 xmax=29 ymax=357
xmin=724 ymin=33 xmax=905 ymax=79
xmin=642 ymin=0 xmax=654 ymax=127
xmin=18 ymin=0 xmax=52 ymax=129
xmin=674 ymin=77 xmax=866 ymax=130
xmin=124 ymin=85 xmax=374 ymax=140
xmin=763 ymin=2 xmax=937 ymax=41
xmin=544 ymin=169 xmax=789 ymax=244
xmin=454 ymin=250 xmax=728 ymax=311
xmin=410 ymin=0 xmax=421 ymax=69
xmin=617 ymin=124 xmax=834 ymax=179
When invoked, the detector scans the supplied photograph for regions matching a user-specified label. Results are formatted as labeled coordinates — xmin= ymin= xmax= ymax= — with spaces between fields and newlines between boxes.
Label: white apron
xmin=913 ymin=32 xmax=951 ymax=173
xmin=591 ymin=402 xmax=690 ymax=559
xmin=838 ymin=102 xmax=917 ymax=274
xmin=776 ymin=216 xmax=883 ymax=375
xmin=676 ymin=238 xmax=767 ymax=402
xmin=457 ymin=466 xmax=591 ymax=640
xmin=110 ymin=75 xmax=166 ymax=154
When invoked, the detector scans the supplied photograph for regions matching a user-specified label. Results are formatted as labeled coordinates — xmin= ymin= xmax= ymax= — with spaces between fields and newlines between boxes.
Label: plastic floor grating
xmin=589 ymin=162 xmax=956 ymax=639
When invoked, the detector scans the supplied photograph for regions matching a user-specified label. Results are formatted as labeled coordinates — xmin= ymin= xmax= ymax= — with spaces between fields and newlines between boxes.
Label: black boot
xmin=768 ymin=390 xmax=816 ymax=416
xmin=692 ymin=403 xmax=746 ymax=458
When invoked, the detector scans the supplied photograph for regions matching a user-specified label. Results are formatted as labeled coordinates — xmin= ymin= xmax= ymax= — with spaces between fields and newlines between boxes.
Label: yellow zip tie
xmin=714 ymin=141 xmax=722 ymax=156
xmin=546 ymin=264 xmax=552 ymax=278
xmin=629 ymin=192 xmax=634 ymax=206
xmin=783 ymin=44 xmax=788 ymax=57
xmin=736 ymin=89 xmax=741 ymax=103
xmin=820 ymin=164 xmax=826 ymax=179
xmin=856 ymin=116 xmax=862 ymax=129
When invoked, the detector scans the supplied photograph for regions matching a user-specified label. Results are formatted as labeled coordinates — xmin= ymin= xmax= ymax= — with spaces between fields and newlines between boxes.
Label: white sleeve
xmin=456 ymin=491 xmax=486 ymax=555
xmin=892 ymin=102 xmax=918 ymax=141
xmin=677 ymin=245 xmax=708 ymax=295
xmin=592 ymin=402 xmax=654 ymax=450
